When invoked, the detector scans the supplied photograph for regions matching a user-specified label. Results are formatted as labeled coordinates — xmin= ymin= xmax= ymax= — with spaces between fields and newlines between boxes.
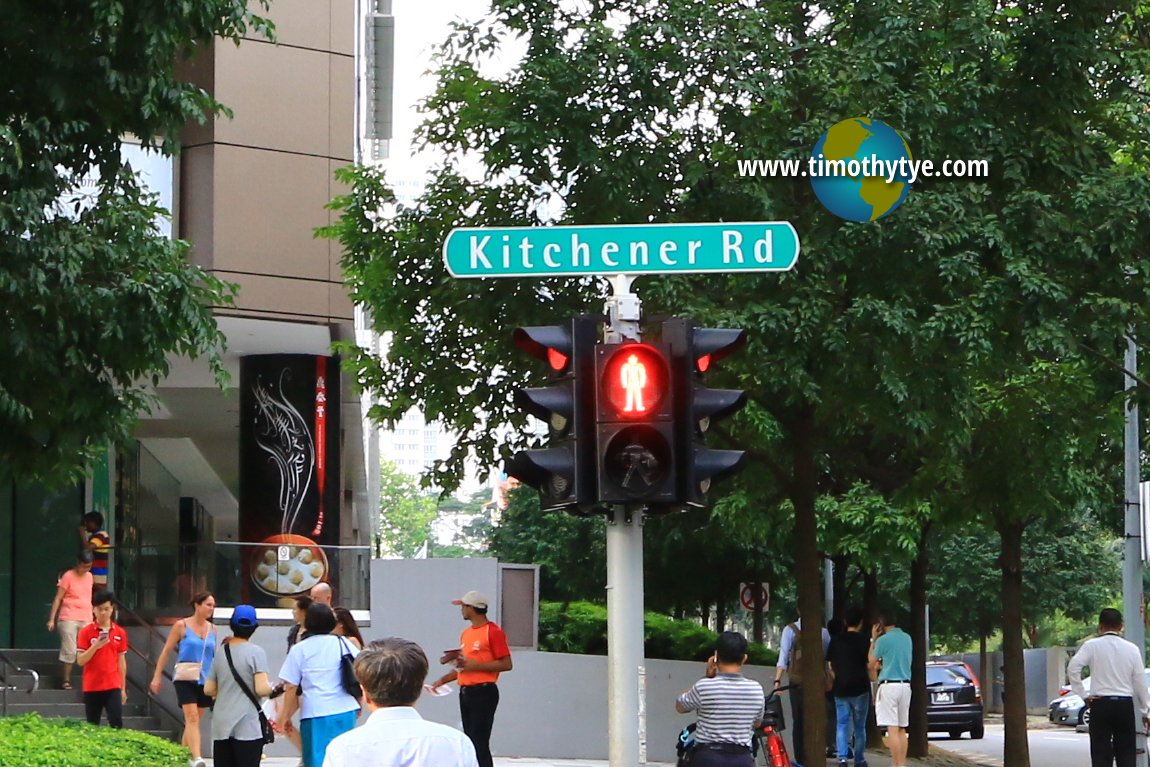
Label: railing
xmin=114 ymin=541 xmax=370 ymax=620
xmin=0 ymin=649 xmax=39 ymax=718
xmin=112 ymin=600 xmax=185 ymax=727
xmin=214 ymin=541 xmax=371 ymax=610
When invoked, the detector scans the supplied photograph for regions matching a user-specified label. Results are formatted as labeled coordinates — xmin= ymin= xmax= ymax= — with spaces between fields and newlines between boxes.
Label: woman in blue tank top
xmin=151 ymin=592 xmax=217 ymax=767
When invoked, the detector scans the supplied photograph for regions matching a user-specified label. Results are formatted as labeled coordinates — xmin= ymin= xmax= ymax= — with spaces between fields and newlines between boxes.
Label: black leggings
xmin=84 ymin=689 xmax=123 ymax=728
xmin=460 ymin=683 xmax=500 ymax=767
xmin=212 ymin=738 xmax=265 ymax=767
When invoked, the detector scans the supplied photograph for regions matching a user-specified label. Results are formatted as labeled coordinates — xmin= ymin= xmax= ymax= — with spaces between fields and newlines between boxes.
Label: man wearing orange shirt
xmin=431 ymin=591 xmax=513 ymax=767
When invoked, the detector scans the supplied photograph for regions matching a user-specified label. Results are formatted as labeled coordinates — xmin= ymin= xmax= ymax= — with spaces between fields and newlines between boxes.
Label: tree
xmin=327 ymin=3 xmax=1150 ymax=764
xmin=375 ymin=461 xmax=437 ymax=558
xmin=1 ymin=2 xmax=271 ymax=483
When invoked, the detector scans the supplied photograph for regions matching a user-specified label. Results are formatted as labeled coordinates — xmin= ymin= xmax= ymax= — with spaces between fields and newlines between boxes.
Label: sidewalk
xmin=254 ymin=743 xmax=989 ymax=767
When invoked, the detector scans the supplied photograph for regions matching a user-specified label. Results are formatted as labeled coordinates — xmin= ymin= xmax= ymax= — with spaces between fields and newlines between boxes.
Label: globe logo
xmin=809 ymin=118 xmax=913 ymax=222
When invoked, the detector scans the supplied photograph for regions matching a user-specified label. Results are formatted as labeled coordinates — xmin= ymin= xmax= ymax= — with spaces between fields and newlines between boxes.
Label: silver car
xmin=1049 ymin=671 xmax=1150 ymax=728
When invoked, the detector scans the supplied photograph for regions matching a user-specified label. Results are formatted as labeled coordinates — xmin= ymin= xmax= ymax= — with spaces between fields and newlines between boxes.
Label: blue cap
xmin=232 ymin=604 xmax=258 ymax=627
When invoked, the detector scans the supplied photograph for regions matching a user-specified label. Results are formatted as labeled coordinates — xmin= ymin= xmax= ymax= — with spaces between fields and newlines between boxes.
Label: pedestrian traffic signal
xmin=506 ymin=316 xmax=599 ymax=513
xmin=595 ymin=342 xmax=678 ymax=504
xmin=663 ymin=319 xmax=747 ymax=509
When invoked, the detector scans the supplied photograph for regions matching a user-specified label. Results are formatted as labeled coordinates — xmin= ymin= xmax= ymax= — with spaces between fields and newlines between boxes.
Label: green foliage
xmin=1 ymin=1 xmax=272 ymax=483
xmin=376 ymin=461 xmax=438 ymax=558
xmin=538 ymin=601 xmax=779 ymax=665
xmin=0 ymin=714 xmax=187 ymax=767
xmin=488 ymin=486 xmax=606 ymax=601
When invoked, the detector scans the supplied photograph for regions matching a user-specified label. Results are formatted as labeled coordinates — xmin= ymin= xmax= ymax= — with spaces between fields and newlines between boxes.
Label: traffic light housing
xmin=663 ymin=318 xmax=747 ymax=509
xmin=594 ymin=342 xmax=678 ymax=504
xmin=506 ymin=316 xmax=599 ymax=513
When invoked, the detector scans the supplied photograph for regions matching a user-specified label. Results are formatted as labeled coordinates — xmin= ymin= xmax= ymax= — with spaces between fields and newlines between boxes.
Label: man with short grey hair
xmin=321 ymin=638 xmax=478 ymax=767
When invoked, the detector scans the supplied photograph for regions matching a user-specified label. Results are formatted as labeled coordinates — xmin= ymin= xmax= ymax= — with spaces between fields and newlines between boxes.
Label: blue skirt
xmin=301 ymin=709 xmax=358 ymax=767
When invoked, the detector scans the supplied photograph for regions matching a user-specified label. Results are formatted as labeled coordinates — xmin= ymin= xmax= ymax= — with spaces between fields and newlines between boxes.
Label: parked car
xmin=1049 ymin=677 xmax=1091 ymax=726
xmin=1048 ymin=670 xmax=1150 ymax=728
xmin=926 ymin=661 xmax=984 ymax=739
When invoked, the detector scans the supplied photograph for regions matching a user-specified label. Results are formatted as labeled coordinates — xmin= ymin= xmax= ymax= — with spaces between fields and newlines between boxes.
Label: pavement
xmin=250 ymin=743 xmax=990 ymax=767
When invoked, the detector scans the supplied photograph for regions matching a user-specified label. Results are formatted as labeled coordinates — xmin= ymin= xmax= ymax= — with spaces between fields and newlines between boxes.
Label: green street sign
xmin=442 ymin=222 xmax=800 ymax=279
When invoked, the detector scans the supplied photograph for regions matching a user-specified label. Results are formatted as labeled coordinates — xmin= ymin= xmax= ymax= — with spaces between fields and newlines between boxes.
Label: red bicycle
xmin=753 ymin=683 xmax=795 ymax=767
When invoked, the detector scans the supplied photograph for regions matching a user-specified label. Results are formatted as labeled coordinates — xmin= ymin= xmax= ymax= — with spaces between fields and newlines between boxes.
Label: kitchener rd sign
xmin=443 ymin=222 xmax=800 ymax=278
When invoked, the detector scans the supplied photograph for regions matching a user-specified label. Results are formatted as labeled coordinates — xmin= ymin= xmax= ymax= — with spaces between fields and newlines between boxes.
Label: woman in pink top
xmin=47 ymin=550 xmax=95 ymax=690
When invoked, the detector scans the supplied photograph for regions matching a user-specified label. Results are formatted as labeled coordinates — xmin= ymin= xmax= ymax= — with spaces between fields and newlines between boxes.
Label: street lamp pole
xmin=1123 ymin=332 xmax=1143 ymax=656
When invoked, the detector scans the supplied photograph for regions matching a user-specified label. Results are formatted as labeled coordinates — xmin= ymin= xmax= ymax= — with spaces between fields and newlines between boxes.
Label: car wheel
xmin=1083 ymin=707 xmax=1091 ymax=727
xmin=948 ymin=730 xmax=962 ymax=740
xmin=970 ymin=724 xmax=985 ymax=740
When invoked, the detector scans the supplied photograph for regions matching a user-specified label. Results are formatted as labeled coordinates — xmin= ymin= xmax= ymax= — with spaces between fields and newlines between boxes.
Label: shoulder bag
xmin=224 ymin=642 xmax=275 ymax=744
xmin=338 ymin=637 xmax=362 ymax=699
xmin=173 ymin=624 xmax=211 ymax=682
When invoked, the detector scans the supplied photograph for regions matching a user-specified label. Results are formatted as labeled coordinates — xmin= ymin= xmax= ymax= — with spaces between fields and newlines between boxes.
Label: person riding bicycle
xmin=675 ymin=631 xmax=765 ymax=766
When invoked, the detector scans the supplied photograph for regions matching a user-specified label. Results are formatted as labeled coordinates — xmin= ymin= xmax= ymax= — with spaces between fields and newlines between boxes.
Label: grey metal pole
xmin=1124 ymin=333 xmax=1143 ymax=655
xmin=607 ymin=509 xmax=645 ymax=767
xmin=1123 ymin=333 xmax=1146 ymax=764
xmin=605 ymin=274 xmax=645 ymax=767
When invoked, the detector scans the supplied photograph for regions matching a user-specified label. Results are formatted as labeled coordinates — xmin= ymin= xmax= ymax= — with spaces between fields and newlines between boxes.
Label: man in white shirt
xmin=323 ymin=637 xmax=478 ymax=767
xmin=1068 ymin=608 xmax=1150 ymax=767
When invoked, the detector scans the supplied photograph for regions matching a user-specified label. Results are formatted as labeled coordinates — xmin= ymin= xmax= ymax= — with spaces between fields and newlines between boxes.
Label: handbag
xmin=224 ymin=642 xmax=275 ymax=745
xmin=338 ymin=637 xmax=361 ymax=699
xmin=173 ymin=624 xmax=212 ymax=682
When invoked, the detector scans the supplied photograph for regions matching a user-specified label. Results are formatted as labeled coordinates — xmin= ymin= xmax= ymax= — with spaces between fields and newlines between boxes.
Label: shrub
xmin=0 ymin=714 xmax=187 ymax=767
xmin=538 ymin=601 xmax=779 ymax=666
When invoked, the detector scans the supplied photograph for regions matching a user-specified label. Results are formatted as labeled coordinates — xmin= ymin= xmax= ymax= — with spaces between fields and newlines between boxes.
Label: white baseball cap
xmin=452 ymin=590 xmax=489 ymax=610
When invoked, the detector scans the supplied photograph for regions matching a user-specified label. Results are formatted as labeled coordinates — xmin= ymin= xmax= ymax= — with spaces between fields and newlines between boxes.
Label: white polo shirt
xmin=322 ymin=707 xmax=479 ymax=767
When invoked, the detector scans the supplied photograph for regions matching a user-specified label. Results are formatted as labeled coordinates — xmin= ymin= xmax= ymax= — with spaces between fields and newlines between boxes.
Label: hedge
xmin=539 ymin=601 xmax=779 ymax=666
xmin=0 ymin=714 xmax=187 ymax=767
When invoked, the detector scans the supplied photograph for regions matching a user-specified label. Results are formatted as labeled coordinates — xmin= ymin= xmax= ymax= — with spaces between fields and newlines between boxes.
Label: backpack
xmin=786 ymin=623 xmax=804 ymax=683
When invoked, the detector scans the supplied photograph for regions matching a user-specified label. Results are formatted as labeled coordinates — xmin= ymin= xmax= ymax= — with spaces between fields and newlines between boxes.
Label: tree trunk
xmin=863 ymin=569 xmax=878 ymax=625
xmin=998 ymin=516 xmax=1031 ymax=767
xmin=908 ymin=526 xmax=931 ymax=758
xmin=716 ymin=598 xmax=728 ymax=632
xmin=832 ymin=554 xmax=847 ymax=617
xmin=752 ymin=580 xmax=766 ymax=645
xmin=701 ymin=600 xmax=711 ymax=630
xmin=978 ymin=629 xmax=993 ymax=714
xmin=793 ymin=405 xmax=827 ymax=767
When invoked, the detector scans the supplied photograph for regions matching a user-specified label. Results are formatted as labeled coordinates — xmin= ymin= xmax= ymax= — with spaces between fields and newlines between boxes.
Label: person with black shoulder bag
xmin=205 ymin=605 xmax=274 ymax=767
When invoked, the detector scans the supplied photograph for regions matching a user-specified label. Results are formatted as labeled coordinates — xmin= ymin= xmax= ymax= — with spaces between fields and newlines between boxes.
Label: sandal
xmin=61 ymin=681 xmax=72 ymax=690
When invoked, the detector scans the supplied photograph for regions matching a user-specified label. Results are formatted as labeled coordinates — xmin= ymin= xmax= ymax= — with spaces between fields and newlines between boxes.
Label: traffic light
xmin=663 ymin=318 xmax=747 ymax=509
xmin=506 ymin=316 xmax=599 ymax=513
xmin=595 ymin=341 xmax=678 ymax=504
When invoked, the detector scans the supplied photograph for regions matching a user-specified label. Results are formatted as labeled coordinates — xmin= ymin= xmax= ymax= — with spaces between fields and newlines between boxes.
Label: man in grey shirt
xmin=205 ymin=605 xmax=274 ymax=767
xmin=676 ymin=631 xmax=765 ymax=767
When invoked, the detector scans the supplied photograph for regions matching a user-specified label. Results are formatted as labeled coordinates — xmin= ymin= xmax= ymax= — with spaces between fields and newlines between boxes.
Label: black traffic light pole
xmin=602 ymin=274 xmax=647 ymax=767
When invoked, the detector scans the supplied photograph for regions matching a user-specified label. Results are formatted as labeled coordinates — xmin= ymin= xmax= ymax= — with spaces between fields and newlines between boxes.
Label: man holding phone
xmin=675 ymin=631 xmax=764 ymax=766
xmin=76 ymin=589 xmax=129 ymax=728
xmin=869 ymin=610 xmax=912 ymax=767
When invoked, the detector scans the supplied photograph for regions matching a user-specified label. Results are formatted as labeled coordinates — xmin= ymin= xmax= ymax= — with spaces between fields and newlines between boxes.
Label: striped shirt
xmin=677 ymin=672 xmax=765 ymax=747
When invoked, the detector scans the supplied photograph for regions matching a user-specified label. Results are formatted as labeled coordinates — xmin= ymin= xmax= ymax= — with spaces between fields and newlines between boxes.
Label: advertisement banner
xmin=240 ymin=354 xmax=341 ymax=606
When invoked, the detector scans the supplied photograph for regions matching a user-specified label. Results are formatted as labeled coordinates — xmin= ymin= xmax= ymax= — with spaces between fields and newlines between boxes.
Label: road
xmin=932 ymin=719 xmax=1139 ymax=767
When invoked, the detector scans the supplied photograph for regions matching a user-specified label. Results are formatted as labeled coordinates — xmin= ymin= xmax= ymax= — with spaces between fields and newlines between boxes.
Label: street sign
xmin=443 ymin=222 xmax=800 ymax=278
xmin=740 ymin=582 xmax=769 ymax=612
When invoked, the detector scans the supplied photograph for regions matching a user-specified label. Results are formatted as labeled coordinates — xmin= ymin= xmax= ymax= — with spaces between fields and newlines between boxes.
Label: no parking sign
xmin=739 ymin=582 xmax=769 ymax=612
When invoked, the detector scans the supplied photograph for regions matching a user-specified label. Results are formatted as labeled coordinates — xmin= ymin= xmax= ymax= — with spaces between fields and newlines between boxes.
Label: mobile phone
xmin=99 ymin=629 xmax=109 ymax=640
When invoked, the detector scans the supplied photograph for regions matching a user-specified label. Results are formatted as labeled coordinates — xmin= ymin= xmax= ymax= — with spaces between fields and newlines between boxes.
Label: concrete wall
xmin=364 ymin=558 xmax=783 ymax=763
xmin=959 ymin=647 xmax=1066 ymax=714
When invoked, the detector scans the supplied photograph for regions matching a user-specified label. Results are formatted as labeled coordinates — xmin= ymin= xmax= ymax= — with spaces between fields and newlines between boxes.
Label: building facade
xmin=0 ymin=0 xmax=378 ymax=646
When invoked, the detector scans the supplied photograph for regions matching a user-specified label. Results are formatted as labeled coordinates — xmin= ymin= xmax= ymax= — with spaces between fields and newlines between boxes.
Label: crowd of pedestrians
xmin=47 ymin=551 xmax=493 ymax=767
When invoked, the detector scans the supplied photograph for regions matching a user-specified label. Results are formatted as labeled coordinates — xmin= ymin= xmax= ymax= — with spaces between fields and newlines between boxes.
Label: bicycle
xmin=753 ymin=683 xmax=795 ymax=767
xmin=674 ymin=682 xmax=795 ymax=767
